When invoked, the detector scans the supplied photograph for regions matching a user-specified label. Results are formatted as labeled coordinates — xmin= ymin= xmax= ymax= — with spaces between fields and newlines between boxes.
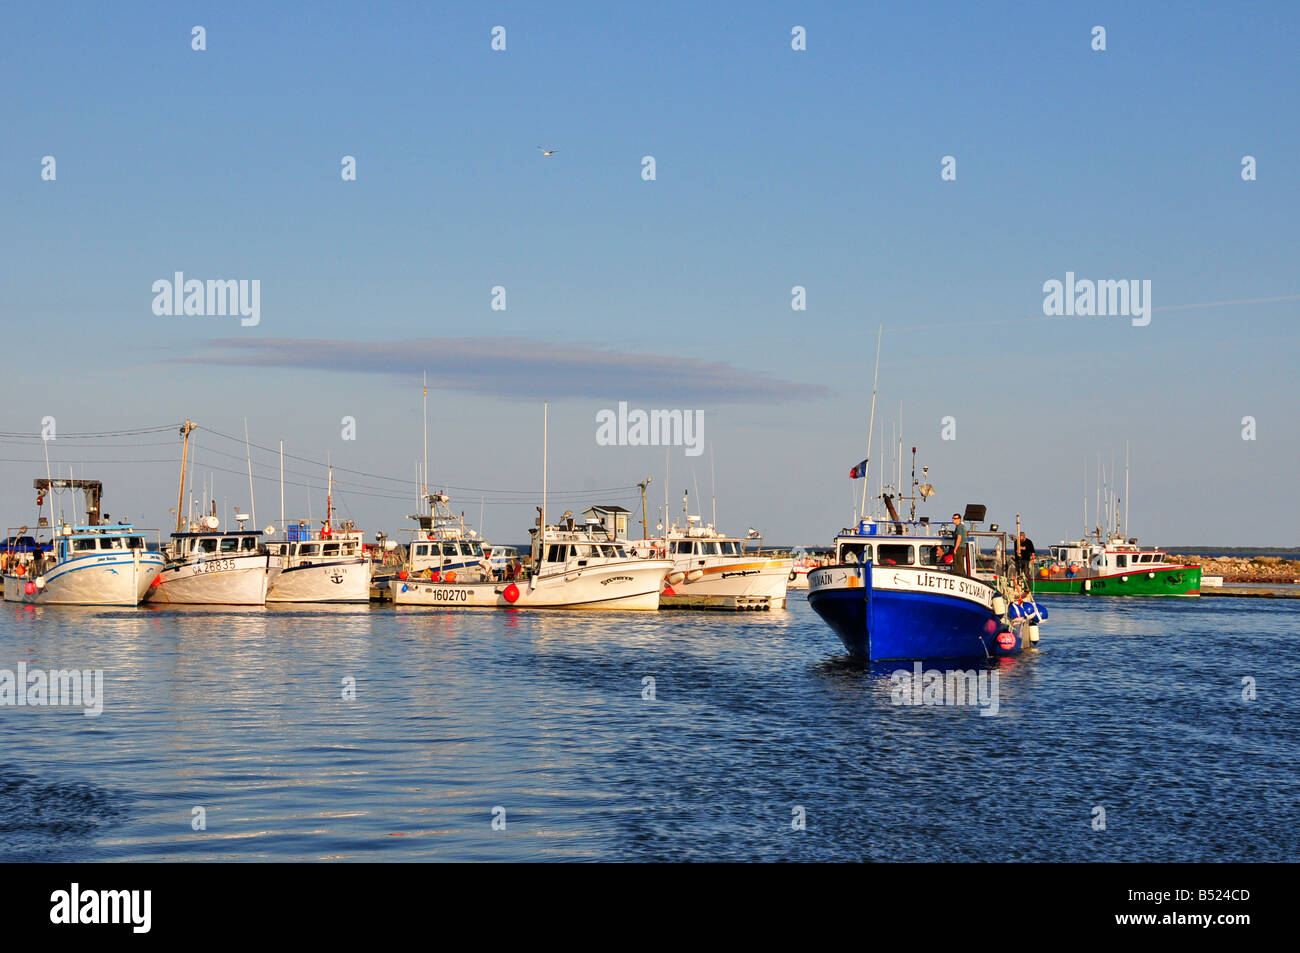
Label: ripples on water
xmin=0 ymin=596 xmax=1295 ymax=861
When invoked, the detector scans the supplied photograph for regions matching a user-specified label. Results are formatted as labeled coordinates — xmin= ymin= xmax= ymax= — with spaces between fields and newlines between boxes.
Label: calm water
xmin=1 ymin=596 xmax=1296 ymax=862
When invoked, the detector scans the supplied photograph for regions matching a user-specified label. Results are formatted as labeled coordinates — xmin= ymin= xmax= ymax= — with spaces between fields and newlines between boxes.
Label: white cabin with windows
xmin=1047 ymin=536 xmax=1181 ymax=574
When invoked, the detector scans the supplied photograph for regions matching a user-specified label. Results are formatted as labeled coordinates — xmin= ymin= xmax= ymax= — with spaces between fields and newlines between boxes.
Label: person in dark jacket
xmin=1016 ymin=532 xmax=1036 ymax=579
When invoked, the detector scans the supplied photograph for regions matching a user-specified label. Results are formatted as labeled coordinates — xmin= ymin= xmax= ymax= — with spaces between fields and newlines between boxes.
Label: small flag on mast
xmin=849 ymin=459 xmax=868 ymax=479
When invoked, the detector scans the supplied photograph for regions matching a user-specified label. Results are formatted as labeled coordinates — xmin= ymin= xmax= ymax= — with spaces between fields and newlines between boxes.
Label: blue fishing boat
xmin=807 ymin=505 xmax=1047 ymax=660
xmin=808 ymin=330 xmax=1046 ymax=661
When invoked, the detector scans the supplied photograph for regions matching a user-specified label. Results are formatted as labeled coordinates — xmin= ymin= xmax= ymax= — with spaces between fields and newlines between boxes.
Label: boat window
xmin=199 ymin=538 xmax=218 ymax=554
xmin=299 ymin=544 xmax=320 ymax=557
xmin=545 ymin=544 xmax=568 ymax=563
xmin=919 ymin=545 xmax=940 ymax=566
xmin=220 ymin=537 xmax=240 ymax=553
xmin=413 ymin=544 xmax=428 ymax=557
xmin=840 ymin=543 xmax=871 ymax=562
xmin=877 ymin=544 xmax=913 ymax=566
xmin=98 ymin=538 xmax=118 ymax=550
xmin=127 ymin=537 xmax=144 ymax=549
xmin=322 ymin=543 xmax=340 ymax=556
xmin=574 ymin=544 xmax=592 ymax=557
xmin=702 ymin=541 xmax=721 ymax=556
xmin=241 ymin=537 xmax=257 ymax=551
xmin=674 ymin=540 xmax=693 ymax=554
xmin=73 ymin=538 xmax=96 ymax=552
xmin=1140 ymin=554 xmax=1153 ymax=563
xmin=1115 ymin=554 xmax=1127 ymax=568
xmin=468 ymin=542 xmax=482 ymax=556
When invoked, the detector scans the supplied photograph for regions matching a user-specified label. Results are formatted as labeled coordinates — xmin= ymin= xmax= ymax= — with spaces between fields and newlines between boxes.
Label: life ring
xmin=789 ymin=570 xmax=797 ymax=581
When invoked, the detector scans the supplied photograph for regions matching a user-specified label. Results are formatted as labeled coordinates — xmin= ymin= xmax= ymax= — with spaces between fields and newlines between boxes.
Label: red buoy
xmin=503 ymin=583 xmax=520 ymax=603
xmin=24 ymin=581 xmax=36 ymax=595
xmin=397 ymin=570 xmax=408 ymax=581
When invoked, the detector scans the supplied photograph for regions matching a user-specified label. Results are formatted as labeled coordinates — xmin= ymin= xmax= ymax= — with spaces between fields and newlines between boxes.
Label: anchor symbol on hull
xmin=330 ymin=571 xmax=345 ymax=584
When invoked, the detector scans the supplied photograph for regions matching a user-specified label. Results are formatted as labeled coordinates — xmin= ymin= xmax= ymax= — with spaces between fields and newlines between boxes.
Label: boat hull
xmin=807 ymin=563 xmax=1023 ymax=661
xmin=3 ymin=552 xmax=164 ymax=606
xmin=392 ymin=559 xmax=673 ymax=610
xmin=1033 ymin=565 xmax=1201 ymax=597
xmin=267 ymin=558 xmax=371 ymax=603
xmin=663 ymin=558 xmax=792 ymax=607
xmin=146 ymin=552 xmax=276 ymax=605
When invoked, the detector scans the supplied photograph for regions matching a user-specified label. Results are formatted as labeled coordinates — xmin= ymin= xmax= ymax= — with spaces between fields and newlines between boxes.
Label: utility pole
xmin=637 ymin=477 xmax=652 ymax=539
xmin=175 ymin=420 xmax=196 ymax=534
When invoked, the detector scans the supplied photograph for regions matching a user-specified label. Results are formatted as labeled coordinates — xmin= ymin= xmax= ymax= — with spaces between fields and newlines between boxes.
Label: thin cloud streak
xmin=177 ymin=337 xmax=828 ymax=403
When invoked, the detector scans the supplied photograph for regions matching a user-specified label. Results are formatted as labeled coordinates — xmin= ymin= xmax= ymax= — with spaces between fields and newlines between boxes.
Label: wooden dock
xmin=1201 ymin=587 xmax=1300 ymax=599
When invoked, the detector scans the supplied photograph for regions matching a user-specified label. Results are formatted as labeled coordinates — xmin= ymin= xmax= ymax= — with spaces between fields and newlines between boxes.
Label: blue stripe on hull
xmin=808 ymin=586 xmax=1019 ymax=661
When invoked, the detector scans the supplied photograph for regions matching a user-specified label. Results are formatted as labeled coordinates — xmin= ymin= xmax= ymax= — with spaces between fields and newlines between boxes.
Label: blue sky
xmin=2 ymin=1 xmax=1297 ymax=546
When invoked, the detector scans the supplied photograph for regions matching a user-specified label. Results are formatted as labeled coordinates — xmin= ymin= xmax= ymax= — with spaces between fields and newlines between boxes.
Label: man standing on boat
xmin=1016 ymin=531 xmax=1036 ymax=580
xmin=951 ymin=513 xmax=970 ymax=575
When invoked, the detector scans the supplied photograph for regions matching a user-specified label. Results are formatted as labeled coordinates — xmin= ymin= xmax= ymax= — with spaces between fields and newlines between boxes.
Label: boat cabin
xmin=1045 ymin=536 xmax=1175 ymax=575
xmin=267 ymin=536 xmax=364 ymax=562
xmin=529 ymin=515 xmax=636 ymax=569
xmin=667 ymin=538 xmax=745 ymax=557
xmin=169 ymin=531 xmax=263 ymax=558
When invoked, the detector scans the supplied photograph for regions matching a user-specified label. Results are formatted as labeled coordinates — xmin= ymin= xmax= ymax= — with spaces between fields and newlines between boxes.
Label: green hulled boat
xmin=1032 ymin=535 xmax=1201 ymax=597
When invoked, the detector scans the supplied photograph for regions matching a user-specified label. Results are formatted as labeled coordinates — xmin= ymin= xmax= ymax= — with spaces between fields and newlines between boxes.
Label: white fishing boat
xmin=391 ymin=404 xmax=673 ymax=609
xmin=146 ymin=420 xmax=282 ymax=605
xmin=392 ymin=512 xmax=673 ymax=609
xmin=786 ymin=551 xmax=820 ymax=589
xmin=147 ymin=514 xmax=281 ymax=606
xmin=375 ymin=491 xmax=494 ymax=590
xmin=636 ymin=510 xmax=792 ymax=609
xmin=265 ymin=467 xmax=371 ymax=603
xmin=2 ymin=479 xmax=164 ymax=606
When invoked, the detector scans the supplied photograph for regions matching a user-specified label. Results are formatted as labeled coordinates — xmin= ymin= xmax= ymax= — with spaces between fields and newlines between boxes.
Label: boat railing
xmin=837 ymin=520 xmax=957 ymax=539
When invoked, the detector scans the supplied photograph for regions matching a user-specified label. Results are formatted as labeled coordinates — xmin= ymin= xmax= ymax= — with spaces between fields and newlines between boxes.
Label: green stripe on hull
xmin=1033 ymin=566 xmax=1201 ymax=597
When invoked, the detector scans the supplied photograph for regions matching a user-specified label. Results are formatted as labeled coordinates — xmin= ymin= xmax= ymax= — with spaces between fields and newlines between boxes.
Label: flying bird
xmin=538 ymin=147 xmax=557 ymax=157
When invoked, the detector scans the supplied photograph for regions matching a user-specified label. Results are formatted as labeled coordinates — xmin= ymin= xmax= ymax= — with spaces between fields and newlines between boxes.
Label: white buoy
xmin=686 ymin=569 xmax=704 ymax=582
xmin=1028 ymin=624 xmax=1040 ymax=644
xmin=667 ymin=571 xmax=685 ymax=585
xmin=35 ymin=577 xmax=46 ymax=589
xmin=992 ymin=595 xmax=1007 ymax=615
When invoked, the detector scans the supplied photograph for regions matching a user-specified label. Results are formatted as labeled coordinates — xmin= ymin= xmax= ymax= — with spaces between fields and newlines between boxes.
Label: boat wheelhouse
xmin=1 ymin=479 xmax=164 ymax=606
xmin=486 ymin=545 xmax=520 ymax=577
